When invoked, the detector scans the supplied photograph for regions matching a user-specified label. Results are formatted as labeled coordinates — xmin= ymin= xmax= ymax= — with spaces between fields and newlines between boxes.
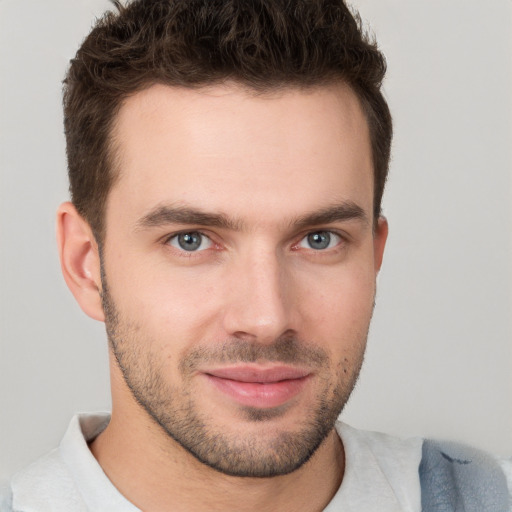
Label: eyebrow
xmin=291 ymin=202 xmax=369 ymax=230
xmin=136 ymin=205 xmax=243 ymax=231
xmin=135 ymin=201 xmax=368 ymax=232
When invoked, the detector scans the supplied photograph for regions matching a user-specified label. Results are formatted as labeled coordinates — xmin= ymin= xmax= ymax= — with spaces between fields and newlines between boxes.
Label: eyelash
xmin=294 ymin=231 xmax=343 ymax=251
xmin=164 ymin=231 xmax=217 ymax=257
xmin=163 ymin=229 xmax=346 ymax=257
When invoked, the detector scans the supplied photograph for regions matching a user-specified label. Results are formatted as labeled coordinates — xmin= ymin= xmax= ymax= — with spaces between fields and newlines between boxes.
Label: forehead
xmin=107 ymin=82 xmax=373 ymax=226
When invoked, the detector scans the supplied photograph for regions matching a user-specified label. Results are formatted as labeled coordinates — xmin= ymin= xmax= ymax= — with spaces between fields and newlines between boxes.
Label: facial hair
xmin=101 ymin=273 xmax=367 ymax=478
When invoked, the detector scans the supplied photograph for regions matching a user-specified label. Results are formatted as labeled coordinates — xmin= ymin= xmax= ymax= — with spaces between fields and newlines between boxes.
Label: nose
xmin=221 ymin=247 xmax=294 ymax=344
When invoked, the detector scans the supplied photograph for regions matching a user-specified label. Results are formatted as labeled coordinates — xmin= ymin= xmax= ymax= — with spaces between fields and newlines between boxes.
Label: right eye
xmin=167 ymin=232 xmax=213 ymax=252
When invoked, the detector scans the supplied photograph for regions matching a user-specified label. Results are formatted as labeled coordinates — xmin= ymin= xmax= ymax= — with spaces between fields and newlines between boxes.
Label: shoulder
xmin=335 ymin=423 xmax=511 ymax=511
xmin=0 ymin=481 xmax=12 ymax=512
xmin=5 ymin=412 xmax=111 ymax=512
xmin=9 ymin=449 xmax=87 ymax=512
xmin=420 ymin=439 xmax=511 ymax=511
xmin=498 ymin=457 xmax=512 ymax=492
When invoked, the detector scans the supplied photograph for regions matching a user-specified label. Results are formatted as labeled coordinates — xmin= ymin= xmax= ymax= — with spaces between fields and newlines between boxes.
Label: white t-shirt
xmin=3 ymin=413 xmax=511 ymax=511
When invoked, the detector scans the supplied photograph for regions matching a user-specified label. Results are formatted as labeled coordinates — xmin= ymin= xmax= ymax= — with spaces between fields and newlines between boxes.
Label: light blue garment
xmin=420 ymin=440 xmax=510 ymax=512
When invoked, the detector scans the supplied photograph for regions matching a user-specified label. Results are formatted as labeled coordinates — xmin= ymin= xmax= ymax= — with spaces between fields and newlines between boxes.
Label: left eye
xmin=168 ymin=232 xmax=212 ymax=252
xmin=298 ymin=231 xmax=341 ymax=250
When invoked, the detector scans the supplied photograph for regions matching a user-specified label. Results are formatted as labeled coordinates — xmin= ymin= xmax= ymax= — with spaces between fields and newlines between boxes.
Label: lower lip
xmin=205 ymin=374 xmax=309 ymax=409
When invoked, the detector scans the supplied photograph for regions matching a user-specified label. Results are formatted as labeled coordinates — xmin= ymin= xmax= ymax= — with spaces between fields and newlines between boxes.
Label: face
xmin=100 ymin=83 xmax=386 ymax=477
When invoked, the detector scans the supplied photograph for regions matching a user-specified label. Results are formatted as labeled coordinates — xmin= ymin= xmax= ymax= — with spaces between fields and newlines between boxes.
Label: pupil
xmin=308 ymin=232 xmax=330 ymax=250
xmin=178 ymin=232 xmax=201 ymax=251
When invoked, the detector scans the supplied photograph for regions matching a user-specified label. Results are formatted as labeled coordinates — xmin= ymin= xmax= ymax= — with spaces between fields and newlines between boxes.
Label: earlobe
xmin=56 ymin=202 xmax=105 ymax=322
xmin=374 ymin=216 xmax=388 ymax=272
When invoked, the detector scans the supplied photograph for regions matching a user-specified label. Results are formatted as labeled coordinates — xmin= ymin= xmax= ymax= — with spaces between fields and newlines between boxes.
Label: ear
xmin=56 ymin=202 xmax=105 ymax=322
xmin=373 ymin=216 xmax=388 ymax=272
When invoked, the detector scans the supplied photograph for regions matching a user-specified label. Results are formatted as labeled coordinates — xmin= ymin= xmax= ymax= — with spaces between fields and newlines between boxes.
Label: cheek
xmin=294 ymin=262 xmax=376 ymax=371
xmin=108 ymin=258 xmax=224 ymax=342
xmin=299 ymin=261 xmax=376 ymax=326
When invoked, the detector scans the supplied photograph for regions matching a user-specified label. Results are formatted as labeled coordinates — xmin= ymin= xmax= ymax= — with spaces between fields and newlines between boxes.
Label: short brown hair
xmin=63 ymin=0 xmax=392 ymax=240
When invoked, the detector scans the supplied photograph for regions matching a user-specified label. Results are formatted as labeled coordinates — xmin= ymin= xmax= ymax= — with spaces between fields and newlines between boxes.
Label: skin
xmin=57 ymin=82 xmax=388 ymax=512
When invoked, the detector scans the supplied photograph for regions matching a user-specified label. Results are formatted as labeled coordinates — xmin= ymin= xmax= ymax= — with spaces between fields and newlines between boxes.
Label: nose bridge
xmin=222 ymin=242 xmax=292 ymax=342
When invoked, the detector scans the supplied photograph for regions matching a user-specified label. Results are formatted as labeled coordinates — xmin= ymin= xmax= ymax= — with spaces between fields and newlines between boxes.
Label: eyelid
xmin=294 ymin=229 xmax=346 ymax=251
xmin=160 ymin=227 xmax=348 ymax=254
xmin=164 ymin=230 xmax=215 ymax=252
xmin=162 ymin=228 xmax=210 ymax=242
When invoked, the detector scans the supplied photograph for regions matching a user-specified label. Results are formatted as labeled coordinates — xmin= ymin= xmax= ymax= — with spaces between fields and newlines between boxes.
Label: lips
xmin=203 ymin=365 xmax=311 ymax=409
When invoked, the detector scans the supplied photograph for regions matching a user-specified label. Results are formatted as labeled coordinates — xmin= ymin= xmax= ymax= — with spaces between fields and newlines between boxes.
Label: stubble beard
xmin=101 ymin=276 xmax=367 ymax=478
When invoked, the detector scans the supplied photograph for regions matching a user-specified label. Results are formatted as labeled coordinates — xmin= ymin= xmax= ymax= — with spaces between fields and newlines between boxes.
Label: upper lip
xmin=204 ymin=365 xmax=311 ymax=383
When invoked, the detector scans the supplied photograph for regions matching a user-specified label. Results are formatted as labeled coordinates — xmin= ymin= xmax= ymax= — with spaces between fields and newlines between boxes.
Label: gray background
xmin=1 ymin=0 xmax=511 ymax=480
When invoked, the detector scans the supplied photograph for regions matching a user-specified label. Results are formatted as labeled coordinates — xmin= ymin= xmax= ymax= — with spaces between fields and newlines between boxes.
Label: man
xmin=2 ymin=0 xmax=510 ymax=510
